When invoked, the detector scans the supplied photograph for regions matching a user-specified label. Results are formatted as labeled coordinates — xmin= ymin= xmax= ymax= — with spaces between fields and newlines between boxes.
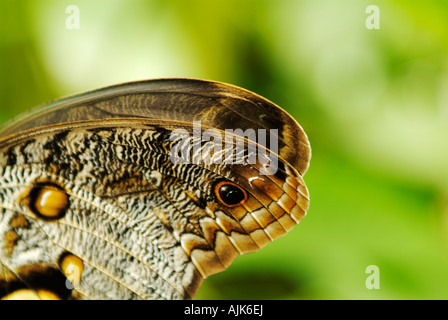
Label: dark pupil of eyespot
xmin=218 ymin=184 xmax=245 ymax=205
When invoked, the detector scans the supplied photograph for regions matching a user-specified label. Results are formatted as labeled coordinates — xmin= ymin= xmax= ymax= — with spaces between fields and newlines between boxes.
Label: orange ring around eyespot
xmin=214 ymin=181 xmax=248 ymax=208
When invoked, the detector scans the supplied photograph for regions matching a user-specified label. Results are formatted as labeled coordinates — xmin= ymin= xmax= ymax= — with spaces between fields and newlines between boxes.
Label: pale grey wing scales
xmin=0 ymin=125 xmax=205 ymax=299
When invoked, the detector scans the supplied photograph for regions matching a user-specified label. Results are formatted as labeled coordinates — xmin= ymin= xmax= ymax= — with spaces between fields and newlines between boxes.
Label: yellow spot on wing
xmin=2 ymin=289 xmax=61 ymax=300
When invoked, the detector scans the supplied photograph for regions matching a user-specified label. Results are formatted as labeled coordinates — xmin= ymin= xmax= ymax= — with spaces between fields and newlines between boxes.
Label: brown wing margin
xmin=0 ymin=79 xmax=310 ymax=175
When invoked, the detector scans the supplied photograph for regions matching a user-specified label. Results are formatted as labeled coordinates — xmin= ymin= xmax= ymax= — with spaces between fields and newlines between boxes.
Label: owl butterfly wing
xmin=0 ymin=79 xmax=311 ymax=300
xmin=0 ymin=79 xmax=310 ymax=175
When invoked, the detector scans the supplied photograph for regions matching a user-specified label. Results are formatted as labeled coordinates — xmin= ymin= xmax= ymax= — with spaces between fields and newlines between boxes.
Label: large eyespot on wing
xmin=0 ymin=79 xmax=311 ymax=300
xmin=214 ymin=181 xmax=248 ymax=207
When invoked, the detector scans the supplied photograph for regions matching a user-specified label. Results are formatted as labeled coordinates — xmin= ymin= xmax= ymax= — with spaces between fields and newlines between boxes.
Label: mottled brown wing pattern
xmin=0 ymin=79 xmax=310 ymax=300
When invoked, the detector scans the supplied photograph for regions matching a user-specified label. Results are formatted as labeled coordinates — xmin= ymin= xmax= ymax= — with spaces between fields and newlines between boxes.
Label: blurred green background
xmin=1 ymin=0 xmax=448 ymax=299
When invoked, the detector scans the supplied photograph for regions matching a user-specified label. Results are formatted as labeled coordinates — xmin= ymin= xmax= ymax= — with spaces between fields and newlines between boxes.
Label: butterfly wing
xmin=0 ymin=79 xmax=310 ymax=300
xmin=0 ymin=78 xmax=310 ymax=176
